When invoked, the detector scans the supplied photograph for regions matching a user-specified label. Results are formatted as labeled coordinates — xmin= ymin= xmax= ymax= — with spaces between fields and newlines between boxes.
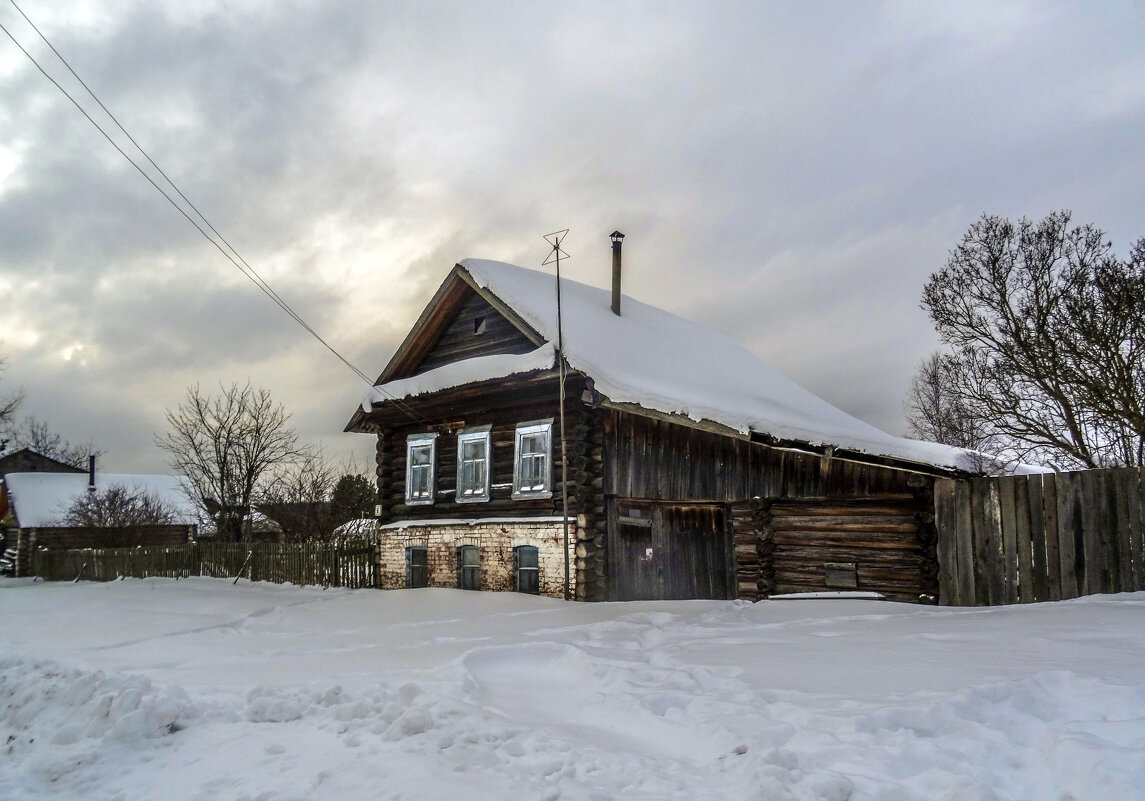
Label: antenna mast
xmin=543 ymin=228 xmax=571 ymax=601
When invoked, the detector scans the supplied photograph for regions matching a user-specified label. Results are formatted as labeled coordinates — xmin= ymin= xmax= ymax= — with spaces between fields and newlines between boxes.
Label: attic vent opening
xmin=473 ymin=316 xmax=486 ymax=335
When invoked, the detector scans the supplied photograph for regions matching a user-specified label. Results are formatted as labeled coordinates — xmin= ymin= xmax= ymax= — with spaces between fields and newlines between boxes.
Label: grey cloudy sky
xmin=1 ymin=0 xmax=1142 ymax=474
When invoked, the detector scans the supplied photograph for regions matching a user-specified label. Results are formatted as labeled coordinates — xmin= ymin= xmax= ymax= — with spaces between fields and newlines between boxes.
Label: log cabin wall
xmin=367 ymin=371 xmax=608 ymax=600
xmin=602 ymin=410 xmax=938 ymax=603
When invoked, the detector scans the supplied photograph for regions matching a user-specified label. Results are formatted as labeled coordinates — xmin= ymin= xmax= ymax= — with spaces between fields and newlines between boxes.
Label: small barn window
xmin=824 ymin=562 xmax=858 ymax=589
xmin=473 ymin=316 xmax=486 ymax=335
xmin=512 ymin=420 xmax=552 ymax=499
xmin=456 ymin=426 xmax=491 ymax=503
xmin=407 ymin=546 xmax=428 ymax=588
xmin=458 ymin=545 xmax=481 ymax=590
xmin=515 ymin=545 xmax=539 ymax=594
xmin=406 ymin=433 xmax=437 ymax=505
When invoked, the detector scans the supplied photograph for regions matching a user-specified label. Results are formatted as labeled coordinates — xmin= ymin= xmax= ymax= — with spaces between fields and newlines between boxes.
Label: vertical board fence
xmin=29 ymin=537 xmax=378 ymax=589
xmin=935 ymin=468 xmax=1145 ymax=606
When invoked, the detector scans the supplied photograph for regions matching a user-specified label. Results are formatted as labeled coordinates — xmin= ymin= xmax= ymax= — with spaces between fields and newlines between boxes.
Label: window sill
xmin=511 ymin=490 xmax=553 ymax=501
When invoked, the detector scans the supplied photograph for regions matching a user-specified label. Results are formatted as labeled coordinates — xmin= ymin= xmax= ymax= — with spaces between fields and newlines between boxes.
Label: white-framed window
xmin=406 ymin=433 xmax=437 ymax=505
xmin=512 ymin=419 xmax=553 ymax=499
xmin=455 ymin=425 xmax=491 ymax=503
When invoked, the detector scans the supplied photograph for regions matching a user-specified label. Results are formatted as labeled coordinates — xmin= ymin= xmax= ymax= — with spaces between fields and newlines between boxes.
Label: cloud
xmin=0 ymin=1 xmax=1142 ymax=471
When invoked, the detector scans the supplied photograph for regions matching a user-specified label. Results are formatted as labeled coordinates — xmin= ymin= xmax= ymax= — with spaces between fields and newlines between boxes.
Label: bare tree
xmin=257 ymin=449 xmax=338 ymax=541
xmin=0 ymin=350 xmax=23 ymax=444
xmin=7 ymin=416 xmax=101 ymax=469
xmin=922 ymin=211 xmax=1145 ymax=468
xmin=904 ymin=351 xmax=991 ymax=450
xmin=60 ymin=485 xmax=181 ymax=527
xmin=156 ymin=383 xmax=302 ymax=541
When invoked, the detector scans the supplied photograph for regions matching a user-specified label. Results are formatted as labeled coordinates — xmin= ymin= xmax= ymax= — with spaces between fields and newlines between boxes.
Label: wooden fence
xmin=28 ymin=537 xmax=378 ymax=589
xmin=935 ymin=468 xmax=1145 ymax=606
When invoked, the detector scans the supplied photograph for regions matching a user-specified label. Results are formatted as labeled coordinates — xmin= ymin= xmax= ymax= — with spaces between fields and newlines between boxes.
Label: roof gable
xmin=0 ymin=448 xmax=86 ymax=478
xmin=415 ymin=287 xmax=538 ymax=375
xmin=375 ymin=265 xmax=544 ymax=385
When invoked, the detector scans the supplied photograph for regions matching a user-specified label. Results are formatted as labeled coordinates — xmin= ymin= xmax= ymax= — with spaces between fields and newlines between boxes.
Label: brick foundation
xmin=377 ymin=517 xmax=577 ymax=599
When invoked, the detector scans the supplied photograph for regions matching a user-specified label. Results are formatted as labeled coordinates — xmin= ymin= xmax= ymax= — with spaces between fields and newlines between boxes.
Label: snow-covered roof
xmin=4 ymin=472 xmax=200 ymax=528
xmin=361 ymin=259 xmax=1032 ymax=474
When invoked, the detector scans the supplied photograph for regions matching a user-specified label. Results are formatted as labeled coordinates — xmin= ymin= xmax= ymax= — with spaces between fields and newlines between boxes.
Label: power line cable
xmin=1 ymin=5 xmax=433 ymax=426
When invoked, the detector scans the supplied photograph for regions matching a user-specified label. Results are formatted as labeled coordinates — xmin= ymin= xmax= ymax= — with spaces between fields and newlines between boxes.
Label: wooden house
xmin=346 ymin=244 xmax=1007 ymax=603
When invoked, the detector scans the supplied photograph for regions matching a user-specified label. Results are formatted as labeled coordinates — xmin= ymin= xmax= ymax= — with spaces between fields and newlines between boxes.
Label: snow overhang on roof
xmin=353 ymin=259 xmax=1039 ymax=475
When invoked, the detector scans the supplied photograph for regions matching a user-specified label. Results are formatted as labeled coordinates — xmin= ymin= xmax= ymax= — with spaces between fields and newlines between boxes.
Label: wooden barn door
xmin=609 ymin=501 xmax=732 ymax=600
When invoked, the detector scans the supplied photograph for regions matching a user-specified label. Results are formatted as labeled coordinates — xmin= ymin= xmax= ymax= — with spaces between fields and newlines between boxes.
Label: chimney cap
xmin=610 ymin=230 xmax=625 ymax=242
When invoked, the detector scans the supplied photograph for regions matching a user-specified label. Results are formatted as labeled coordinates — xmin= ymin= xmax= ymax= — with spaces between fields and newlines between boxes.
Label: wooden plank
xmin=952 ymin=480 xmax=975 ymax=606
xmin=1107 ymin=470 xmax=1128 ymax=593
xmin=982 ymin=479 xmax=1005 ymax=605
xmin=1013 ymin=476 xmax=1034 ymax=602
xmin=1056 ymin=471 xmax=1081 ymax=600
xmin=970 ymin=479 xmax=991 ymax=605
xmin=1078 ymin=470 xmax=1103 ymax=595
xmin=1041 ymin=473 xmax=1061 ymax=601
xmin=998 ymin=476 xmax=1019 ymax=604
xmin=1027 ymin=474 xmax=1049 ymax=603
xmin=934 ymin=479 xmax=958 ymax=606
xmin=1128 ymin=468 xmax=1145 ymax=591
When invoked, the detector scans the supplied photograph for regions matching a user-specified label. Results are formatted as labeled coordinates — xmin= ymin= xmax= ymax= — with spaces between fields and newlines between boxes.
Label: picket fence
xmin=29 ymin=537 xmax=377 ymax=589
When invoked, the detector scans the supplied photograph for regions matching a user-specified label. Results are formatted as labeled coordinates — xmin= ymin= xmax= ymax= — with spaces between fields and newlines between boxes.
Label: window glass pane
xmin=406 ymin=438 xmax=436 ymax=504
xmin=457 ymin=433 xmax=489 ymax=499
xmin=517 ymin=546 xmax=538 ymax=568
xmin=408 ymin=547 xmax=428 ymax=589
xmin=513 ymin=423 xmax=551 ymax=496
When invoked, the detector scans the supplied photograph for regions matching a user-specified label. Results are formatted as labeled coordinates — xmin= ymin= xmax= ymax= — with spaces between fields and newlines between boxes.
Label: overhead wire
xmin=1 ymin=2 xmax=433 ymax=427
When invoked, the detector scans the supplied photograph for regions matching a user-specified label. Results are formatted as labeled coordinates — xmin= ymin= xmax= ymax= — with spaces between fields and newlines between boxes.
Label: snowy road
xmin=2 ymin=578 xmax=1144 ymax=800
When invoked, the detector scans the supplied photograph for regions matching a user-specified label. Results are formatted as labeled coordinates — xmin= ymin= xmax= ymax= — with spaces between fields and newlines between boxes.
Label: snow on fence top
xmin=362 ymin=259 xmax=1027 ymax=474
xmin=4 ymin=471 xmax=199 ymax=528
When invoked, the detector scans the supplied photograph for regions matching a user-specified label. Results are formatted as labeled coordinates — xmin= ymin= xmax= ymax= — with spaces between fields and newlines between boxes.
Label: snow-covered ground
xmin=2 ymin=579 xmax=1143 ymax=801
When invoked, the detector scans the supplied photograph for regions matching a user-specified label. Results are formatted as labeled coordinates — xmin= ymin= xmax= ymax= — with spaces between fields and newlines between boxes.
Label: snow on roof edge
xmin=358 ymin=258 xmax=1043 ymax=476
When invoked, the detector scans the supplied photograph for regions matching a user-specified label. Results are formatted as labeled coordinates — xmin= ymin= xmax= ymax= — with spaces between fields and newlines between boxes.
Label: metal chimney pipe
xmin=610 ymin=230 xmax=625 ymax=316
xmin=88 ymin=454 xmax=96 ymax=492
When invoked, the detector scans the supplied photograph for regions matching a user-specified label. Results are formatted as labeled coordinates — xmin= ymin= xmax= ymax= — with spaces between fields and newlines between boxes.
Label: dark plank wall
xmin=415 ymin=291 xmax=537 ymax=375
xmin=601 ymin=409 xmax=926 ymax=501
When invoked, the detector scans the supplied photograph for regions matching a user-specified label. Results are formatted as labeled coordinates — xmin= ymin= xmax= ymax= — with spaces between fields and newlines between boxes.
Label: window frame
xmin=511 ymin=419 xmax=553 ymax=500
xmin=405 ymin=432 xmax=438 ymax=506
xmin=407 ymin=546 xmax=428 ymax=589
xmin=514 ymin=545 xmax=539 ymax=594
xmin=455 ymin=425 xmax=492 ymax=503
xmin=458 ymin=544 xmax=481 ymax=590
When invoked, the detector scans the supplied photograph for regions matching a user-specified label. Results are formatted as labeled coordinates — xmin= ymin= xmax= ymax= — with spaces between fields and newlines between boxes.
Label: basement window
xmin=512 ymin=420 xmax=553 ymax=499
xmin=456 ymin=426 xmax=491 ymax=503
xmin=458 ymin=545 xmax=481 ymax=590
xmin=407 ymin=546 xmax=428 ymax=588
xmin=515 ymin=545 xmax=539 ymax=594
xmin=406 ymin=433 xmax=437 ymax=506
